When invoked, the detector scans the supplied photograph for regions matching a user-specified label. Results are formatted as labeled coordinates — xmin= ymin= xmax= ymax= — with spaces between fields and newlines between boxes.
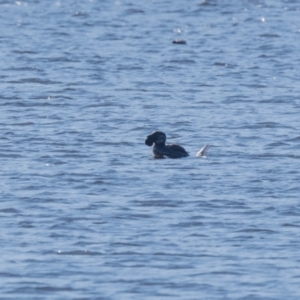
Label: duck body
xmin=145 ymin=131 xmax=189 ymax=159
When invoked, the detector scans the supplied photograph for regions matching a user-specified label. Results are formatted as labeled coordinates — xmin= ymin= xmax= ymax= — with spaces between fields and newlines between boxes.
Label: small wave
xmin=6 ymin=78 xmax=61 ymax=85
xmin=236 ymin=228 xmax=278 ymax=234
xmin=169 ymin=59 xmax=196 ymax=65
xmin=0 ymin=208 xmax=20 ymax=213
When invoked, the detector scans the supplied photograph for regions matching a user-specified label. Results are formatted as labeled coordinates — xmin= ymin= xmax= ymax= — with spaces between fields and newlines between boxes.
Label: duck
xmin=145 ymin=131 xmax=210 ymax=159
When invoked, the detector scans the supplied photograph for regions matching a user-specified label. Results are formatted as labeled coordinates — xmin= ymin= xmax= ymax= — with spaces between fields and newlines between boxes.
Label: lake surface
xmin=1 ymin=0 xmax=300 ymax=299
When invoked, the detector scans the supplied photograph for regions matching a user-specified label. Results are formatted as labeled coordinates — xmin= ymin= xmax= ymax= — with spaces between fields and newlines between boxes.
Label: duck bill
xmin=145 ymin=136 xmax=153 ymax=146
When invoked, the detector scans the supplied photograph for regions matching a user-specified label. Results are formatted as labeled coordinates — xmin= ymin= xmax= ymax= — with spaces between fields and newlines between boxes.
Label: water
xmin=1 ymin=0 xmax=300 ymax=299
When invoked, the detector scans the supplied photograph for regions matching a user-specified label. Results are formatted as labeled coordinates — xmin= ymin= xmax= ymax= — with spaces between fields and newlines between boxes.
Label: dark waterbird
xmin=145 ymin=131 xmax=210 ymax=159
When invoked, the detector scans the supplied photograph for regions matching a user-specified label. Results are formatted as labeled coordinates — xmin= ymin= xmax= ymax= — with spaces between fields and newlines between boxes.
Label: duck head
xmin=145 ymin=131 xmax=166 ymax=146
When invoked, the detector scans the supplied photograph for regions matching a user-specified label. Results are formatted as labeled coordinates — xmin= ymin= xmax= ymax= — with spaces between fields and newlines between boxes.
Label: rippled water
xmin=1 ymin=0 xmax=300 ymax=299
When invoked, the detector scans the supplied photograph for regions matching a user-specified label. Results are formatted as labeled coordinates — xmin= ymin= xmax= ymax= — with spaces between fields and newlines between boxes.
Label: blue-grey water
xmin=1 ymin=0 xmax=300 ymax=299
